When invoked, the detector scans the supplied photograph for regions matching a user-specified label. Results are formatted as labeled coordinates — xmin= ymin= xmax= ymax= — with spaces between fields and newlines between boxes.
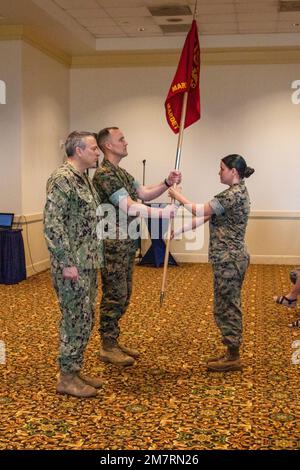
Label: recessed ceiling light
xmin=167 ymin=18 xmax=183 ymax=23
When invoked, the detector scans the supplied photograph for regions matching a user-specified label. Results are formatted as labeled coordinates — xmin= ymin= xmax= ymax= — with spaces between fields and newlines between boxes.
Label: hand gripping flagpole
xmin=160 ymin=1 xmax=199 ymax=307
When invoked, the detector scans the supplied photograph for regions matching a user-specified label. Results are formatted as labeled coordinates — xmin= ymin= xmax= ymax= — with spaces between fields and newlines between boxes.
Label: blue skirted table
xmin=0 ymin=229 xmax=27 ymax=284
xmin=139 ymin=205 xmax=178 ymax=268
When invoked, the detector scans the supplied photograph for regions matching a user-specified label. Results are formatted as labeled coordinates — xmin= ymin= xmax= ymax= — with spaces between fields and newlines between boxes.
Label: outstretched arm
xmin=171 ymin=215 xmax=210 ymax=239
xmin=137 ymin=170 xmax=181 ymax=201
xmin=168 ymin=187 xmax=213 ymax=218
xmin=118 ymin=195 xmax=178 ymax=219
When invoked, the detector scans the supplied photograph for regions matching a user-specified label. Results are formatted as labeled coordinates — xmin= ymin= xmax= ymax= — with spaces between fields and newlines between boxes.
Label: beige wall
xmin=15 ymin=214 xmax=50 ymax=276
xmin=0 ymin=41 xmax=22 ymax=214
xmin=14 ymin=208 xmax=300 ymax=277
xmin=20 ymin=43 xmax=69 ymax=274
xmin=20 ymin=209 xmax=300 ymax=275
xmin=2 ymin=40 xmax=300 ymax=275
xmin=21 ymin=42 xmax=69 ymax=214
xmin=1 ymin=40 xmax=70 ymax=276
xmin=70 ymin=63 xmax=300 ymax=264
xmin=170 ymin=210 xmax=300 ymax=265
xmin=70 ymin=64 xmax=300 ymax=211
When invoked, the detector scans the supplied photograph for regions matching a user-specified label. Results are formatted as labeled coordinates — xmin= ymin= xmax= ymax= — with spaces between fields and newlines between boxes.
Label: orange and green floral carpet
xmin=0 ymin=264 xmax=299 ymax=450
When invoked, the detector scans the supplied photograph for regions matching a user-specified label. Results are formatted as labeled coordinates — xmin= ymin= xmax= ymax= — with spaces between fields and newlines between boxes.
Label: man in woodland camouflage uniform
xmin=44 ymin=131 xmax=104 ymax=397
xmin=93 ymin=127 xmax=181 ymax=366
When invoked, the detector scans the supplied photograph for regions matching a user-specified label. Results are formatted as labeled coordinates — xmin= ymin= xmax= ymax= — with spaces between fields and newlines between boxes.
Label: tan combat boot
xmin=206 ymin=351 xmax=227 ymax=364
xmin=100 ymin=338 xmax=135 ymax=366
xmin=56 ymin=372 xmax=97 ymax=397
xmin=77 ymin=373 xmax=105 ymax=388
xmin=207 ymin=346 xmax=243 ymax=372
xmin=118 ymin=343 xmax=140 ymax=359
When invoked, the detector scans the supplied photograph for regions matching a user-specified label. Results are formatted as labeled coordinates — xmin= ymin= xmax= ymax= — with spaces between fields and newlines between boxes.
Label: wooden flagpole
xmin=160 ymin=92 xmax=188 ymax=306
xmin=160 ymin=1 xmax=198 ymax=307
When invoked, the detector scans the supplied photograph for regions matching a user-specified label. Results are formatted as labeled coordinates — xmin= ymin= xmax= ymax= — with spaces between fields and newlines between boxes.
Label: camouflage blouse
xmin=208 ymin=181 xmax=250 ymax=263
xmin=93 ymin=159 xmax=140 ymax=240
xmin=44 ymin=162 xmax=103 ymax=270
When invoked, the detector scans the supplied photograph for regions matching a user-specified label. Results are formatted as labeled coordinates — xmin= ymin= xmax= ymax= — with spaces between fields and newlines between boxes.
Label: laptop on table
xmin=0 ymin=213 xmax=14 ymax=230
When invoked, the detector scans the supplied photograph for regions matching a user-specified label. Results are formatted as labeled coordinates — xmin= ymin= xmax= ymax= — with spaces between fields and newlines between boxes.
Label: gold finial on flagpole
xmin=193 ymin=0 xmax=198 ymax=19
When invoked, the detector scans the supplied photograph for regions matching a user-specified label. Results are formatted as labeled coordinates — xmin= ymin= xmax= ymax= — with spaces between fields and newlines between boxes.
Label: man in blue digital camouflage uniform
xmin=44 ymin=131 xmax=104 ymax=397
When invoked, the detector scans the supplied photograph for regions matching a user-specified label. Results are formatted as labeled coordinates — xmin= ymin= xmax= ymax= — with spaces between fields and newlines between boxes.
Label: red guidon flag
xmin=165 ymin=20 xmax=201 ymax=134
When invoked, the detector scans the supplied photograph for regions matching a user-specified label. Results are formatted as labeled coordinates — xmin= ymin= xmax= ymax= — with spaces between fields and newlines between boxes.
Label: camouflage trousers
xmin=99 ymin=239 xmax=137 ymax=341
xmin=212 ymin=257 xmax=249 ymax=348
xmin=51 ymin=267 xmax=98 ymax=373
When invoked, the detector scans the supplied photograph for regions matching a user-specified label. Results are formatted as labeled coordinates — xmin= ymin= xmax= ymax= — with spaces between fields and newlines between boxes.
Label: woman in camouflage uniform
xmin=169 ymin=154 xmax=254 ymax=372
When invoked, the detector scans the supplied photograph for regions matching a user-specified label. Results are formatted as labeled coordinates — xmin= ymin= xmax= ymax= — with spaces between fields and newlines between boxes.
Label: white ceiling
xmin=1 ymin=0 xmax=300 ymax=54
xmin=52 ymin=0 xmax=300 ymax=37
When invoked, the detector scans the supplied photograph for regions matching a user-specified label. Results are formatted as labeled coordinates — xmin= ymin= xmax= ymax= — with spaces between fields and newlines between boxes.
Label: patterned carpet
xmin=0 ymin=263 xmax=299 ymax=450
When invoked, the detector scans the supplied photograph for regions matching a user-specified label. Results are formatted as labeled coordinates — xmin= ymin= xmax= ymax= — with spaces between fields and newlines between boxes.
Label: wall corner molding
xmin=71 ymin=46 xmax=300 ymax=69
xmin=0 ymin=25 xmax=71 ymax=67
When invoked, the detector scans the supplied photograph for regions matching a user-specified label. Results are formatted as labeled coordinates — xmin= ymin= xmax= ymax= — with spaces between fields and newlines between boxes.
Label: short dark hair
xmin=65 ymin=131 xmax=95 ymax=157
xmin=97 ymin=127 xmax=119 ymax=152
xmin=222 ymin=154 xmax=255 ymax=179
